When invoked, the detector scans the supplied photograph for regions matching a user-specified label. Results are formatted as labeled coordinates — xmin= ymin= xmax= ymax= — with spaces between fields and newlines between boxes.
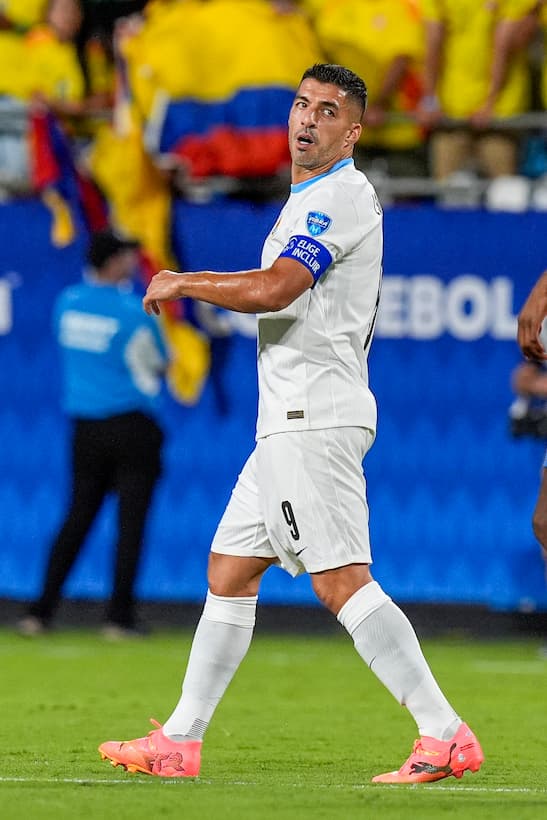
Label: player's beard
xmin=292 ymin=143 xmax=324 ymax=170
xmin=292 ymin=147 xmax=336 ymax=172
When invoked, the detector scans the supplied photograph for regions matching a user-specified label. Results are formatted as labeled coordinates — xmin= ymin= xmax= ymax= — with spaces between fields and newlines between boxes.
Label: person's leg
xmin=98 ymin=552 xmax=274 ymax=777
xmin=27 ymin=421 xmax=108 ymax=624
xmin=251 ymin=426 xmax=481 ymax=780
xmin=532 ymin=465 xmax=547 ymax=657
xmin=476 ymin=132 xmax=518 ymax=178
xmin=106 ymin=415 xmax=164 ymax=628
xmin=105 ymin=468 xmax=158 ymax=628
xmin=532 ymin=467 xmax=547 ymax=555
xmin=430 ymin=130 xmax=474 ymax=179
xmin=161 ymin=445 xmax=280 ymax=739
xmin=99 ymin=446 xmax=279 ymax=776
xmin=312 ymin=564 xmax=483 ymax=782
xmin=312 ymin=565 xmax=460 ymax=739
xmin=162 ymin=552 xmax=274 ymax=740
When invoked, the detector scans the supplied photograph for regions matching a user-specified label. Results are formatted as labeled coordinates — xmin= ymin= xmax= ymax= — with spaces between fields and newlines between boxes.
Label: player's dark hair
xmin=301 ymin=64 xmax=368 ymax=118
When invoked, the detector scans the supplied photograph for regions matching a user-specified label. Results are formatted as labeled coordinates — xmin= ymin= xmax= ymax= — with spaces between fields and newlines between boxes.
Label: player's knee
xmin=311 ymin=580 xmax=339 ymax=614
xmin=207 ymin=564 xmax=238 ymax=597
xmin=207 ymin=552 xmax=266 ymax=597
xmin=311 ymin=565 xmax=373 ymax=615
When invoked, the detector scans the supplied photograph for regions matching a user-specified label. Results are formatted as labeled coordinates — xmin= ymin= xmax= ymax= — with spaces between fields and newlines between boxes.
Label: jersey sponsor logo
xmin=279 ymin=235 xmax=333 ymax=281
xmin=306 ymin=211 xmax=331 ymax=236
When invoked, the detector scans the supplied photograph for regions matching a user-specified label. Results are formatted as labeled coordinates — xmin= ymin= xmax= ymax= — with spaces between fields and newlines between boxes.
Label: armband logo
xmin=306 ymin=211 xmax=331 ymax=237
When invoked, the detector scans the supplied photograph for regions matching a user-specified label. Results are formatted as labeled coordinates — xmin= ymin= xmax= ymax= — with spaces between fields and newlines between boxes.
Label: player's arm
xmin=532 ymin=467 xmax=547 ymax=560
xmin=470 ymin=17 xmax=524 ymax=127
xmin=417 ymin=19 xmax=445 ymax=126
xmin=365 ymin=55 xmax=411 ymax=127
xmin=517 ymin=270 xmax=547 ymax=361
xmin=143 ymin=257 xmax=314 ymax=316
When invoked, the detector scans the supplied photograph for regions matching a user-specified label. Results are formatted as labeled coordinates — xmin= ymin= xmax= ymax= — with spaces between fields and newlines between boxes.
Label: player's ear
xmin=346 ymin=122 xmax=362 ymax=146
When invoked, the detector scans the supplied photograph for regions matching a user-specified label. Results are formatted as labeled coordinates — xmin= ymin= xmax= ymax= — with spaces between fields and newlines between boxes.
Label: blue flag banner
xmin=1 ymin=199 xmax=546 ymax=610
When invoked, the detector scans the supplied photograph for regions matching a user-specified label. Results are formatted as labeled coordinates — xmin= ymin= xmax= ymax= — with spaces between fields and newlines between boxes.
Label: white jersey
xmin=256 ymin=158 xmax=383 ymax=439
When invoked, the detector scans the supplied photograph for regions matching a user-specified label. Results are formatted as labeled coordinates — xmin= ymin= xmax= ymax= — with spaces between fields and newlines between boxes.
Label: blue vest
xmin=54 ymin=280 xmax=167 ymax=419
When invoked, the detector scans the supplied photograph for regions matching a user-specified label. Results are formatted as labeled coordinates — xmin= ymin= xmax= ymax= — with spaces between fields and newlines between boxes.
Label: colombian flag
xmin=149 ymin=87 xmax=293 ymax=178
xmin=28 ymin=110 xmax=108 ymax=246
xmin=126 ymin=0 xmax=325 ymax=179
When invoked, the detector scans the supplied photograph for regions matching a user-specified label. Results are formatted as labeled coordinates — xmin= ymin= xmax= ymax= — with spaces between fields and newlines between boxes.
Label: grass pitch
xmin=1 ymin=625 xmax=546 ymax=819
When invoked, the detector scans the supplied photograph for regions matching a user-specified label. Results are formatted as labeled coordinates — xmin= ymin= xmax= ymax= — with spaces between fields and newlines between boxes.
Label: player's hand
xmin=517 ymin=307 xmax=547 ymax=361
xmin=143 ymin=270 xmax=183 ymax=315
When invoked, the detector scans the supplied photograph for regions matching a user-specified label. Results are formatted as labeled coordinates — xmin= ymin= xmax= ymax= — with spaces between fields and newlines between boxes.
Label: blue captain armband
xmin=278 ymin=235 xmax=333 ymax=282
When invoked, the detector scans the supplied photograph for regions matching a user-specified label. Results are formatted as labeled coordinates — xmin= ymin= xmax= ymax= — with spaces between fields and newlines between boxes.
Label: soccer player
xmin=517 ymin=269 xmax=547 ymax=363
xmin=99 ymin=63 xmax=484 ymax=783
xmin=517 ymin=270 xmax=547 ymax=557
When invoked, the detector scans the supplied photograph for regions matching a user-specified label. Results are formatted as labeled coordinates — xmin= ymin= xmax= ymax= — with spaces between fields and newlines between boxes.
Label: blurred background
xmin=1 ymin=0 xmax=547 ymax=622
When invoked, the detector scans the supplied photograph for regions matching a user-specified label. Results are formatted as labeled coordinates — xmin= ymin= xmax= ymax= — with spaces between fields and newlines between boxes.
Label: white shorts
xmin=211 ymin=427 xmax=374 ymax=576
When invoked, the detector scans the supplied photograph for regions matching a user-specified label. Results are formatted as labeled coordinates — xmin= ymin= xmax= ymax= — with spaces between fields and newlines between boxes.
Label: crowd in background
xmin=0 ymin=0 xmax=546 ymax=238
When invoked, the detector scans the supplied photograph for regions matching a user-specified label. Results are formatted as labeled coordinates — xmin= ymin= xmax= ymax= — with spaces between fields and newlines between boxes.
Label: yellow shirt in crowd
xmin=0 ymin=1 xmax=49 ymax=98
xmin=21 ymin=25 xmax=85 ymax=103
xmin=421 ymin=0 xmax=537 ymax=117
xmin=122 ymin=0 xmax=325 ymax=119
xmin=0 ymin=23 xmax=112 ymax=109
xmin=541 ymin=0 xmax=547 ymax=109
xmin=0 ymin=0 xmax=47 ymax=28
xmin=0 ymin=25 xmax=84 ymax=103
xmin=303 ymin=0 xmax=424 ymax=149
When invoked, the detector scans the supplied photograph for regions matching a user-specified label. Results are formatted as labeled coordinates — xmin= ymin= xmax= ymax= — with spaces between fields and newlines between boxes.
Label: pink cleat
xmin=98 ymin=719 xmax=201 ymax=777
xmin=372 ymin=722 xmax=484 ymax=784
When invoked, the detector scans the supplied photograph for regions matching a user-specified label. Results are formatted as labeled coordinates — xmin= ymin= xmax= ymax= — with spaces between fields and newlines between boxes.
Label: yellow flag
xmin=42 ymin=187 xmax=75 ymax=247
xmin=161 ymin=313 xmax=211 ymax=406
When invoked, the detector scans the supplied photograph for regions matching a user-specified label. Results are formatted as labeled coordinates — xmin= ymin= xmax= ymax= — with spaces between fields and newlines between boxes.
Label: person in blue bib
xmin=18 ymin=228 xmax=168 ymax=639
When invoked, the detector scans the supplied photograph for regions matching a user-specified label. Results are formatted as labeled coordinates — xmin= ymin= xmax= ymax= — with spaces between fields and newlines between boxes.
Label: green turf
xmin=1 ymin=626 xmax=546 ymax=819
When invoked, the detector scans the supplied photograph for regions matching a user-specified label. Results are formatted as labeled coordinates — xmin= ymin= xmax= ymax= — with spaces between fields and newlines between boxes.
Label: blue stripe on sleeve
xmin=278 ymin=235 xmax=332 ymax=282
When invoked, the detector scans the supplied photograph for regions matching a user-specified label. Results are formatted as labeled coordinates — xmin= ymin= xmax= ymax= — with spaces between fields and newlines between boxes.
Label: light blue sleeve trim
xmin=290 ymin=158 xmax=353 ymax=194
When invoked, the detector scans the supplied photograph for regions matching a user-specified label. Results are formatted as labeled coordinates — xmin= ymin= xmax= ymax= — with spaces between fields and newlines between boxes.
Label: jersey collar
xmin=290 ymin=158 xmax=353 ymax=194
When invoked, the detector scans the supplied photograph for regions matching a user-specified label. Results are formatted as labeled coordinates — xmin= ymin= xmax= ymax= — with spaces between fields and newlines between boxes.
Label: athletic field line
xmin=471 ymin=660 xmax=547 ymax=675
xmin=0 ymin=776 xmax=546 ymax=794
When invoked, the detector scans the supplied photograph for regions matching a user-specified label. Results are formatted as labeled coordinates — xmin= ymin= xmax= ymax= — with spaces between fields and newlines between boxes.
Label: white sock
xmin=337 ymin=583 xmax=461 ymax=740
xmin=163 ymin=590 xmax=257 ymax=741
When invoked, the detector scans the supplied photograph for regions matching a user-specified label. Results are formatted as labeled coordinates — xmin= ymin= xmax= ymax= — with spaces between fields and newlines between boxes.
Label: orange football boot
xmin=99 ymin=719 xmax=201 ymax=777
xmin=372 ymin=722 xmax=484 ymax=784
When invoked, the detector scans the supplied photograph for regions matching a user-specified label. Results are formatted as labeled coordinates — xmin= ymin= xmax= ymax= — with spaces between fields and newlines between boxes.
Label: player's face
xmin=288 ymin=78 xmax=362 ymax=178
